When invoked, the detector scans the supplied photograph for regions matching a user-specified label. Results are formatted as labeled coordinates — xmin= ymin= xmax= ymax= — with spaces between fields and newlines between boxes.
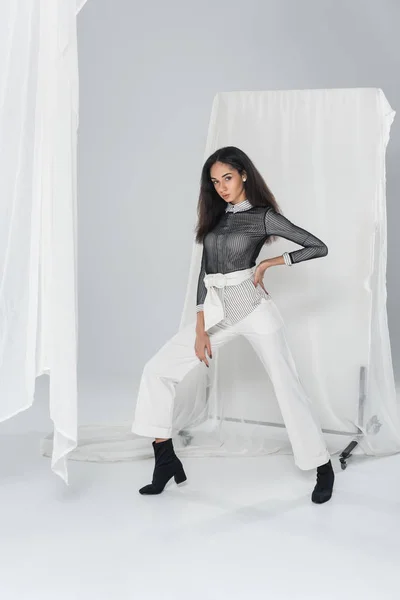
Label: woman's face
xmin=210 ymin=161 xmax=247 ymax=205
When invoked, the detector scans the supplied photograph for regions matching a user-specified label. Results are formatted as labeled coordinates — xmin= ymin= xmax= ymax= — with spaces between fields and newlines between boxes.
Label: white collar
xmin=225 ymin=199 xmax=253 ymax=213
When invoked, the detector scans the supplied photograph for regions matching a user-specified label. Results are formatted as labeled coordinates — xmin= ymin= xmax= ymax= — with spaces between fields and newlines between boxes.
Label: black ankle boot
xmin=311 ymin=460 xmax=335 ymax=504
xmin=139 ymin=438 xmax=187 ymax=495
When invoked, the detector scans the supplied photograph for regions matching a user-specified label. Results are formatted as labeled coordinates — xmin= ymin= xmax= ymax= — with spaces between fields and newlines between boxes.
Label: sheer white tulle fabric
xmin=0 ymin=1 xmax=81 ymax=482
xmin=175 ymin=89 xmax=400 ymax=460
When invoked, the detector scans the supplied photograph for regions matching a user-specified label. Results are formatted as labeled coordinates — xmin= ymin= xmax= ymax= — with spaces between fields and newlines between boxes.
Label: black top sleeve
xmin=196 ymin=245 xmax=207 ymax=309
xmin=264 ymin=209 xmax=328 ymax=264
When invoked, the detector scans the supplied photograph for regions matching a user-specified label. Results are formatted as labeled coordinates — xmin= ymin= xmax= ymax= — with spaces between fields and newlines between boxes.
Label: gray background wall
xmin=76 ymin=0 xmax=400 ymax=383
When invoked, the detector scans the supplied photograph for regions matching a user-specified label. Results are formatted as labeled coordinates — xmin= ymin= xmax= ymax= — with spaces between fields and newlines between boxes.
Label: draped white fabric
xmin=177 ymin=88 xmax=400 ymax=459
xmin=76 ymin=0 xmax=89 ymax=13
xmin=42 ymin=87 xmax=400 ymax=465
xmin=0 ymin=1 xmax=79 ymax=482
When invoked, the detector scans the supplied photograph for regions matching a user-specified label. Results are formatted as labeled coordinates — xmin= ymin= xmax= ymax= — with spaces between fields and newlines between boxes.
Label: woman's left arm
xmin=253 ymin=208 xmax=328 ymax=286
xmin=264 ymin=208 xmax=328 ymax=264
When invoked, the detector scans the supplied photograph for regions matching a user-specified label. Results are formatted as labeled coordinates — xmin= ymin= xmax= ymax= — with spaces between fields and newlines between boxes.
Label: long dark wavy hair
xmin=195 ymin=146 xmax=281 ymax=243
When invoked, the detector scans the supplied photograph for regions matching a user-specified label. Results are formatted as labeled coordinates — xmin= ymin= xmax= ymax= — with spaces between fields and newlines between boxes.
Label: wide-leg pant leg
xmin=132 ymin=320 xmax=238 ymax=439
xmin=236 ymin=298 xmax=330 ymax=470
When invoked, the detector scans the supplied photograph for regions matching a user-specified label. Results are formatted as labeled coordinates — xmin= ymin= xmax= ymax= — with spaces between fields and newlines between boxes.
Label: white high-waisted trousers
xmin=132 ymin=295 xmax=330 ymax=471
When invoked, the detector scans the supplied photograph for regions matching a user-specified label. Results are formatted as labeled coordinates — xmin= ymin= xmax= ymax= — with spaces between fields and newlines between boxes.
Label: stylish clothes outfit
xmin=132 ymin=200 xmax=330 ymax=470
xmin=196 ymin=199 xmax=327 ymax=325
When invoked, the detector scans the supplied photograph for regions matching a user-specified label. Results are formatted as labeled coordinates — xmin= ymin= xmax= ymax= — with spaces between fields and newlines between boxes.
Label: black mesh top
xmin=196 ymin=203 xmax=328 ymax=309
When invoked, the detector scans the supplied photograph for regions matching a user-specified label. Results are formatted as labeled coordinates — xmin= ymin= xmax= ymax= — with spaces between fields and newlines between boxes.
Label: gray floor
xmin=1 ymin=376 xmax=399 ymax=599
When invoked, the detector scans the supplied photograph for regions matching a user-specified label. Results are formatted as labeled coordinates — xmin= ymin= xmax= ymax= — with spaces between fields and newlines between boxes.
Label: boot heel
xmin=174 ymin=466 xmax=187 ymax=485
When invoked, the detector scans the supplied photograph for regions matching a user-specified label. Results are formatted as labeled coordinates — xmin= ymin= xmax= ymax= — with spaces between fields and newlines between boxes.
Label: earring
xmin=242 ymin=177 xmax=247 ymax=182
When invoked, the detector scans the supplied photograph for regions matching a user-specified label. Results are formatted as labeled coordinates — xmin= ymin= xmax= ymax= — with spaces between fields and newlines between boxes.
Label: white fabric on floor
xmin=0 ymin=1 xmax=80 ymax=482
xmin=42 ymin=87 xmax=400 ymax=465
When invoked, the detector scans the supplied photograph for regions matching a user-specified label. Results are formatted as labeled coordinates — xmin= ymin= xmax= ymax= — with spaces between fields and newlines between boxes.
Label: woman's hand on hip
xmin=253 ymin=260 xmax=270 ymax=293
xmin=195 ymin=331 xmax=212 ymax=368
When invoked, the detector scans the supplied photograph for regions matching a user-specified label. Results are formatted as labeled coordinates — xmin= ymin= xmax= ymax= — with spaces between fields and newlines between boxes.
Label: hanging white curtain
xmin=176 ymin=87 xmax=400 ymax=459
xmin=0 ymin=0 xmax=81 ymax=482
xmin=42 ymin=87 xmax=400 ymax=464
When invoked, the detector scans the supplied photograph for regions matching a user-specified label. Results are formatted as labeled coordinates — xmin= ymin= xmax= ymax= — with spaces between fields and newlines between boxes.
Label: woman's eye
xmin=225 ymin=177 xmax=231 ymax=181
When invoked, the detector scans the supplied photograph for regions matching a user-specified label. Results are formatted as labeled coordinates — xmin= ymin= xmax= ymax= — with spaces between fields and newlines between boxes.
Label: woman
xmin=132 ymin=146 xmax=335 ymax=504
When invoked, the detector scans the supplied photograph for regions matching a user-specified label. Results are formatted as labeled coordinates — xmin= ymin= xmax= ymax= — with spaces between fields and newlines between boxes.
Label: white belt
xmin=203 ymin=267 xmax=255 ymax=331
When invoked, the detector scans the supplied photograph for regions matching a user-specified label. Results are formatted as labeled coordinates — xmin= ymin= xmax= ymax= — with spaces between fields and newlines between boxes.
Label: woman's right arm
xmin=196 ymin=311 xmax=205 ymax=334
xmin=195 ymin=315 xmax=212 ymax=367
xmin=195 ymin=246 xmax=212 ymax=367
xmin=195 ymin=245 xmax=207 ymax=316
